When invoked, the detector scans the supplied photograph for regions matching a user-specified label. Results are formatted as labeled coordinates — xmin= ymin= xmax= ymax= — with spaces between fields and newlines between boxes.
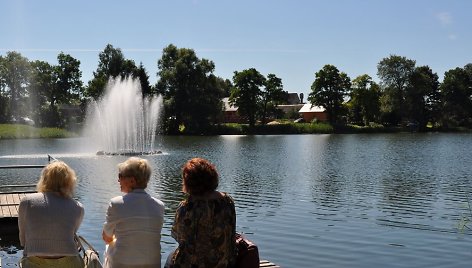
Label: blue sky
xmin=1 ymin=0 xmax=471 ymax=96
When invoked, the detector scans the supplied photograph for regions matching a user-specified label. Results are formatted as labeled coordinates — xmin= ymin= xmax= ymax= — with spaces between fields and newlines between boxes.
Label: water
xmin=1 ymin=133 xmax=472 ymax=267
xmin=83 ymin=77 xmax=163 ymax=153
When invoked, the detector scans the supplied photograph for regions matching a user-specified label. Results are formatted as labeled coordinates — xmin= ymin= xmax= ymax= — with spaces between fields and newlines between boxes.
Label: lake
xmin=1 ymin=133 xmax=471 ymax=267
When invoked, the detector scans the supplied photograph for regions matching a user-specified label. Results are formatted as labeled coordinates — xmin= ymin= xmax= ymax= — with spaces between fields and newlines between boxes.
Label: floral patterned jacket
xmin=170 ymin=192 xmax=237 ymax=268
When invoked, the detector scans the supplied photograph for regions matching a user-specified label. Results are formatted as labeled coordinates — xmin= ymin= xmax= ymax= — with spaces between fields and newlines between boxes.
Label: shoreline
xmin=1 ymin=123 xmax=471 ymax=139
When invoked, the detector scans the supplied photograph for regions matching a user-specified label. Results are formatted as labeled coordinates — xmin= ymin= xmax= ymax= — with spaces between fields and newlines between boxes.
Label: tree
xmin=0 ymin=55 xmax=8 ymax=122
xmin=29 ymin=60 xmax=54 ymax=126
xmin=407 ymin=66 xmax=440 ymax=130
xmin=156 ymin=44 xmax=224 ymax=133
xmin=86 ymin=44 xmax=139 ymax=100
xmin=29 ymin=53 xmax=83 ymax=128
xmin=441 ymin=66 xmax=472 ymax=127
xmin=308 ymin=64 xmax=351 ymax=124
xmin=56 ymin=53 xmax=83 ymax=104
xmin=135 ymin=62 xmax=152 ymax=98
xmin=217 ymin=78 xmax=233 ymax=97
xmin=377 ymin=55 xmax=416 ymax=125
xmin=348 ymin=74 xmax=380 ymax=125
xmin=54 ymin=53 xmax=84 ymax=128
xmin=260 ymin=73 xmax=285 ymax=124
xmin=0 ymin=52 xmax=32 ymax=122
xmin=230 ymin=68 xmax=266 ymax=127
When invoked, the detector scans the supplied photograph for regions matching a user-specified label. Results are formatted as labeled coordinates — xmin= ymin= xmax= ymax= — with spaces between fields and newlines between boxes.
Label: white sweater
xmin=18 ymin=192 xmax=84 ymax=257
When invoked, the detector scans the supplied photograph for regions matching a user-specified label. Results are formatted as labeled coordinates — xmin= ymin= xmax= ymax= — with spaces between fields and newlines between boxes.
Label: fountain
xmin=83 ymin=77 xmax=163 ymax=155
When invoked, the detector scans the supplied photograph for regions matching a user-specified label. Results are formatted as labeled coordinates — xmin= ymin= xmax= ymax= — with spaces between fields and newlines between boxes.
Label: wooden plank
xmin=6 ymin=193 xmax=15 ymax=217
xmin=0 ymin=193 xmax=10 ymax=217
xmin=260 ymin=259 xmax=281 ymax=268
xmin=0 ymin=193 xmax=21 ymax=217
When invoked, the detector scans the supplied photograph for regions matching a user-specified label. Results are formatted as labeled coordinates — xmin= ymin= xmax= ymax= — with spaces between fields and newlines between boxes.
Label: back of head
xmin=118 ymin=157 xmax=151 ymax=189
xmin=37 ymin=161 xmax=77 ymax=198
xmin=182 ymin=158 xmax=219 ymax=196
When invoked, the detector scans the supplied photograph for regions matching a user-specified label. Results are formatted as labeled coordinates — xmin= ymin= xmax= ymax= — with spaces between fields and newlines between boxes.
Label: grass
xmin=209 ymin=122 xmax=334 ymax=135
xmin=0 ymin=124 xmax=77 ymax=139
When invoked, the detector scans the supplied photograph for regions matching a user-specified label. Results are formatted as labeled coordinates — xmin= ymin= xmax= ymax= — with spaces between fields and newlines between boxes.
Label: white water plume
xmin=83 ymin=77 xmax=163 ymax=154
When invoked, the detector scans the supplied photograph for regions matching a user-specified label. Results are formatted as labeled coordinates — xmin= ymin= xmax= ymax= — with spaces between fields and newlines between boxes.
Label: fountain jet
xmin=84 ymin=77 xmax=163 ymax=155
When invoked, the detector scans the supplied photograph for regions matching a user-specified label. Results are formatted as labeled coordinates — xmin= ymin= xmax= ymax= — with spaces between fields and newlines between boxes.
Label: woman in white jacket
xmin=102 ymin=157 xmax=165 ymax=268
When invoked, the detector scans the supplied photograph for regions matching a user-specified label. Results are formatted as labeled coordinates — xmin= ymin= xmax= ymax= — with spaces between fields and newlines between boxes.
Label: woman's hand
xmin=102 ymin=231 xmax=114 ymax=244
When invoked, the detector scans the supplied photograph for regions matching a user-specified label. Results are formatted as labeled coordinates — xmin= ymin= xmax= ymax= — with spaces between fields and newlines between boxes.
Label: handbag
xmin=75 ymin=234 xmax=103 ymax=268
xmin=235 ymin=232 xmax=260 ymax=268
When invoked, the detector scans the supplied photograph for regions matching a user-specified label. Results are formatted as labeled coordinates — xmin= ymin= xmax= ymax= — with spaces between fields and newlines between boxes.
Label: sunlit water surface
xmin=1 ymin=134 xmax=471 ymax=267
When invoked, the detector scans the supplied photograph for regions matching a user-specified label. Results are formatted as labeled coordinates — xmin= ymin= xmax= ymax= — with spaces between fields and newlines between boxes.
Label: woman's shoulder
xmin=186 ymin=191 xmax=234 ymax=206
xmin=220 ymin=192 xmax=235 ymax=204
xmin=21 ymin=192 xmax=40 ymax=199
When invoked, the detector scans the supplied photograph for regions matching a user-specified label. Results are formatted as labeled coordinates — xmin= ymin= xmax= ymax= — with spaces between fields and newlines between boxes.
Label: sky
xmin=1 ymin=0 xmax=471 ymax=97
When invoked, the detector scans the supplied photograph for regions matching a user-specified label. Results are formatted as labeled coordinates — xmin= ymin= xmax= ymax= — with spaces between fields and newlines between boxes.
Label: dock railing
xmin=0 ymin=154 xmax=55 ymax=194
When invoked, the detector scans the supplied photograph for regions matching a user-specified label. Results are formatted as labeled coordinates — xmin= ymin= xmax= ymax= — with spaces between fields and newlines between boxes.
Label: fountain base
xmin=96 ymin=150 xmax=162 ymax=156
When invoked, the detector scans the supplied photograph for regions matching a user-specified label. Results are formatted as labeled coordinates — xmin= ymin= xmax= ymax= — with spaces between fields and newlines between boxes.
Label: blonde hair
xmin=37 ymin=161 xmax=77 ymax=198
xmin=118 ymin=157 xmax=151 ymax=189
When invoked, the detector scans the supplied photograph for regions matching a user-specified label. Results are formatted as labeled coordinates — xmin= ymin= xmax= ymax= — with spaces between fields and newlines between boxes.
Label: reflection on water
xmin=1 ymin=134 xmax=472 ymax=267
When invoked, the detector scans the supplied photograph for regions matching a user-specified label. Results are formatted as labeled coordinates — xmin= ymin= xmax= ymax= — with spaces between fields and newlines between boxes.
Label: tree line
xmin=1 ymin=43 xmax=471 ymax=134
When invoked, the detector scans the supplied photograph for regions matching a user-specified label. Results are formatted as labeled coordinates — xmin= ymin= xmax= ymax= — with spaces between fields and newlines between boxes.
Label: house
xmin=276 ymin=104 xmax=304 ymax=115
xmin=222 ymin=97 xmax=241 ymax=123
xmin=286 ymin=93 xmax=301 ymax=105
xmin=298 ymin=103 xmax=328 ymax=122
xmin=274 ymin=92 xmax=303 ymax=118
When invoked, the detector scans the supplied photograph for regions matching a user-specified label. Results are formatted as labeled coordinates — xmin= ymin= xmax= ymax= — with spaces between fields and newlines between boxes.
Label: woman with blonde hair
xmin=18 ymin=160 xmax=84 ymax=268
xmin=102 ymin=157 xmax=165 ymax=268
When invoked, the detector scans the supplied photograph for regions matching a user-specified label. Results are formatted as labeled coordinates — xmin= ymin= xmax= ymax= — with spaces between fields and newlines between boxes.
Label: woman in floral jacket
xmin=166 ymin=158 xmax=236 ymax=268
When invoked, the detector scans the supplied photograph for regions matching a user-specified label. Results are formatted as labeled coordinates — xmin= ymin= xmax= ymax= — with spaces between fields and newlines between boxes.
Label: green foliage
xmin=348 ymin=74 xmax=381 ymax=125
xmin=2 ymin=46 xmax=472 ymax=134
xmin=207 ymin=122 xmax=333 ymax=135
xmin=407 ymin=66 xmax=440 ymax=130
xmin=230 ymin=68 xmax=266 ymax=127
xmin=260 ymin=74 xmax=286 ymax=124
xmin=156 ymin=44 xmax=224 ymax=134
xmin=0 ymin=52 xmax=32 ymax=121
xmin=441 ymin=66 xmax=472 ymax=127
xmin=86 ymin=44 xmax=140 ymax=100
xmin=377 ymin=55 xmax=416 ymax=125
xmin=0 ymin=124 xmax=75 ymax=139
xmin=308 ymin=64 xmax=351 ymax=124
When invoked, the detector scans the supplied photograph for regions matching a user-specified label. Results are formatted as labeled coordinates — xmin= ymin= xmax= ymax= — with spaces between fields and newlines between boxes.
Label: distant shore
xmin=0 ymin=124 xmax=77 ymax=139
xmin=1 ymin=123 xmax=470 ymax=140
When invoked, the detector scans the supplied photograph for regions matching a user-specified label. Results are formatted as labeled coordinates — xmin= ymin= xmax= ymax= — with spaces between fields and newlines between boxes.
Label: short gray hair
xmin=118 ymin=157 xmax=151 ymax=189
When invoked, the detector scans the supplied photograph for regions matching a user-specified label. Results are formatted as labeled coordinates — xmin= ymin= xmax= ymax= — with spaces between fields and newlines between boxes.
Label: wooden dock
xmin=0 ymin=192 xmax=29 ymax=218
xmin=0 ymin=189 xmax=35 ymax=237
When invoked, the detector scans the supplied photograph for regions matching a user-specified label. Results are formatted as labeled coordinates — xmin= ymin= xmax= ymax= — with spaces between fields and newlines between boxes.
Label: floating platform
xmin=96 ymin=150 xmax=162 ymax=156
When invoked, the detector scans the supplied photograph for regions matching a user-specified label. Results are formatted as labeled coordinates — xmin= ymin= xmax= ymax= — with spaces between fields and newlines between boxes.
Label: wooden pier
xmin=0 ymin=189 xmax=35 ymax=238
xmin=0 ymin=191 xmax=30 ymax=218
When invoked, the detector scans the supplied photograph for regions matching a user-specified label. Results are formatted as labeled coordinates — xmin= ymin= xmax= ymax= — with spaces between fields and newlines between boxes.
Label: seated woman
xmin=166 ymin=157 xmax=237 ymax=268
xmin=102 ymin=157 xmax=165 ymax=268
xmin=18 ymin=160 xmax=84 ymax=268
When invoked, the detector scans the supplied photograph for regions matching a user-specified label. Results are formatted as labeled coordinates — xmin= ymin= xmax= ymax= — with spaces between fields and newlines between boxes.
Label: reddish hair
xmin=182 ymin=158 xmax=219 ymax=195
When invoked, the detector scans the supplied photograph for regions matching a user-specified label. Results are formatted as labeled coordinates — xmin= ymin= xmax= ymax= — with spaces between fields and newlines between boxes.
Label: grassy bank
xmin=0 ymin=124 xmax=77 ymax=139
xmin=184 ymin=121 xmax=472 ymax=135
xmin=204 ymin=122 xmax=334 ymax=135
